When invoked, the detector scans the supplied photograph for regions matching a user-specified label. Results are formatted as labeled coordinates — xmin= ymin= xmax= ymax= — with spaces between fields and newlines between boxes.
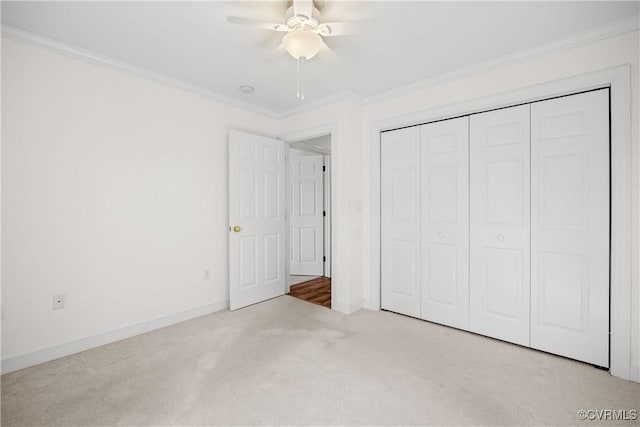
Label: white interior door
xmin=229 ymin=130 xmax=286 ymax=310
xmin=289 ymin=150 xmax=324 ymax=276
xmin=420 ymin=117 xmax=470 ymax=330
xmin=381 ymin=126 xmax=421 ymax=318
xmin=470 ymin=105 xmax=531 ymax=346
xmin=530 ymin=89 xmax=610 ymax=367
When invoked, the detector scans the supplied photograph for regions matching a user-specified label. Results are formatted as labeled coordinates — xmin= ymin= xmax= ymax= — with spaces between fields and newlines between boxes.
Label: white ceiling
xmin=2 ymin=1 xmax=638 ymax=114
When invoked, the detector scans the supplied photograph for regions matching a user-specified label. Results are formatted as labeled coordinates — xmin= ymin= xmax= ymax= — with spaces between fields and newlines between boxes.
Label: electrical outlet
xmin=52 ymin=294 xmax=65 ymax=310
xmin=204 ymin=269 xmax=211 ymax=280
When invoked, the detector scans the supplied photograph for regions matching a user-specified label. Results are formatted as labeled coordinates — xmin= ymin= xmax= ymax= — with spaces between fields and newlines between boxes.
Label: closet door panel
xmin=470 ymin=105 xmax=531 ymax=346
xmin=420 ymin=117 xmax=469 ymax=329
xmin=530 ymin=89 xmax=609 ymax=367
xmin=381 ymin=127 xmax=421 ymax=317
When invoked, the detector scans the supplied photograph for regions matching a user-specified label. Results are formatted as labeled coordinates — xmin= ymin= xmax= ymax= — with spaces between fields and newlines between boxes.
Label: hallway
xmin=288 ymin=276 xmax=331 ymax=308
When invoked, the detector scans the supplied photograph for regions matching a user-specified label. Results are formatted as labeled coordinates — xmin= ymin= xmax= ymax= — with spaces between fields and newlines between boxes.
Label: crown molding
xmin=1 ymin=24 xmax=280 ymax=119
xmin=2 ymin=15 xmax=638 ymax=120
xmin=275 ymin=15 xmax=639 ymax=118
xmin=274 ymin=89 xmax=364 ymax=119
xmin=363 ymin=16 xmax=640 ymax=106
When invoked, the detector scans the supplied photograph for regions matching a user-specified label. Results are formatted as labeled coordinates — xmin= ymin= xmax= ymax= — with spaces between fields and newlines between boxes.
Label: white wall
xmin=1 ymin=39 xmax=277 ymax=361
xmin=360 ymin=31 xmax=640 ymax=377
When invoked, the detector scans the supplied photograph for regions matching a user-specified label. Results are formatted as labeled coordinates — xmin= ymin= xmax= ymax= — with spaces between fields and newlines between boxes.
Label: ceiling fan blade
xmin=259 ymin=30 xmax=286 ymax=50
xmin=262 ymin=42 xmax=287 ymax=63
xmin=317 ymin=21 xmax=362 ymax=37
xmin=226 ymin=16 xmax=289 ymax=32
xmin=293 ymin=0 xmax=313 ymax=19
xmin=318 ymin=40 xmax=340 ymax=65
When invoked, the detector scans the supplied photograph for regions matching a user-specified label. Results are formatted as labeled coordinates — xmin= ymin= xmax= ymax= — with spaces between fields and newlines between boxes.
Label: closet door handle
xmin=438 ymin=232 xmax=445 ymax=238
xmin=496 ymin=234 xmax=504 ymax=242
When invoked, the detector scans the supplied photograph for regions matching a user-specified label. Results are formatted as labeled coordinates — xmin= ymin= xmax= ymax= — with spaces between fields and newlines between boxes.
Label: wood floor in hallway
xmin=288 ymin=276 xmax=331 ymax=308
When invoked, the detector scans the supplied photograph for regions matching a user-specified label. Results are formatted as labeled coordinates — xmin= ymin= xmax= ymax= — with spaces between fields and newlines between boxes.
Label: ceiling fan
xmin=227 ymin=0 xmax=356 ymax=100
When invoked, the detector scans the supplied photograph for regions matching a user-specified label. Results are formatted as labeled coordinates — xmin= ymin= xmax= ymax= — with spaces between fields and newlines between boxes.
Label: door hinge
xmin=323 ymin=256 xmax=326 ymax=262
xmin=323 ymin=210 xmax=326 ymax=217
xmin=322 ymin=165 xmax=326 ymax=172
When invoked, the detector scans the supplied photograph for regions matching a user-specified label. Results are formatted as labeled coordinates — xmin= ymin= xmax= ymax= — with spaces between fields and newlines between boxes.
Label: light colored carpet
xmin=2 ymin=296 xmax=639 ymax=426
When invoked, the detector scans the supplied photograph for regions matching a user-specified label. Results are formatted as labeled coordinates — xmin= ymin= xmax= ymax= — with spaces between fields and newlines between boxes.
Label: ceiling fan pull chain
xmin=296 ymin=57 xmax=306 ymax=101
xmin=296 ymin=57 xmax=301 ymax=99
xmin=300 ymin=57 xmax=305 ymax=101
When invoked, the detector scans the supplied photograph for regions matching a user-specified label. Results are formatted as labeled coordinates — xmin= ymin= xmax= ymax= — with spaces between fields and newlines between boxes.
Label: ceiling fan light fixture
xmin=316 ymin=23 xmax=331 ymax=36
xmin=274 ymin=24 xmax=291 ymax=32
xmin=282 ymin=27 xmax=322 ymax=59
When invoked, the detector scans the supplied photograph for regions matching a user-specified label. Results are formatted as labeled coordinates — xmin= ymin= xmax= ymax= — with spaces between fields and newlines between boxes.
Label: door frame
xmin=280 ymin=125 xmax=336 ymax=309
xmin=323 ymin=155 xmax=331 ymax=278
xmin=369 ymin=65 xmax=633 ymax=381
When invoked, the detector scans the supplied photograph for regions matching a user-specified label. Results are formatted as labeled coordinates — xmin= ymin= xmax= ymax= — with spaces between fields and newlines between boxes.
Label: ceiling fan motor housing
xmin=285 ymin=2 xmax=322 ymax=30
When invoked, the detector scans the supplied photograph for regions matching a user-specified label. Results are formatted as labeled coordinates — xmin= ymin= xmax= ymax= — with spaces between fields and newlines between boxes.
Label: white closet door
xmin=420 ymin=117 xmax=469 ymax=329
xmin=470 ymin=105 xmax=531 ymax=346
xmin=381 ymin=126 xmax=421 ymax=317
xmin=530 ymin=90 xmax=610 ymax=367
xmin=289 ymin=151 xmax=324 ymax=276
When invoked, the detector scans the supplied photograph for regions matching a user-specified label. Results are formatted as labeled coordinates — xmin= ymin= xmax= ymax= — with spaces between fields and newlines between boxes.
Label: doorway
xmin=287 ymin=134 xmax=332 ymax=308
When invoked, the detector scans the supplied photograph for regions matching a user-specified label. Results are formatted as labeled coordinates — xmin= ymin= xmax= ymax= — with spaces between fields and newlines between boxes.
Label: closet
xmin=381 ymin=89 xmax=610 ymax=367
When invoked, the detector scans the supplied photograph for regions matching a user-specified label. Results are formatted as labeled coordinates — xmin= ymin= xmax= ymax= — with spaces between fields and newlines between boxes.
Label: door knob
xmin=233 ymin=225 xmax=241 ymax=233
xmin=496 ymin=234 xmax=504 ymax=242
xmin=438 ymin=232 xmax=445 ymax=238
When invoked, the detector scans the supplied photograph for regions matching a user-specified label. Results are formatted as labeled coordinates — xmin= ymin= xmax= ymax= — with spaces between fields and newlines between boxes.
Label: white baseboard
xmin=630 ymin=366 xmax=640 ymax=383
xmin=363 ymin=299 xmax=381 ymax=311
xmin=333 ymin=302 xmax=363 ymax=315
xmin=1 ymin=299 xmax=229 ymax=374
